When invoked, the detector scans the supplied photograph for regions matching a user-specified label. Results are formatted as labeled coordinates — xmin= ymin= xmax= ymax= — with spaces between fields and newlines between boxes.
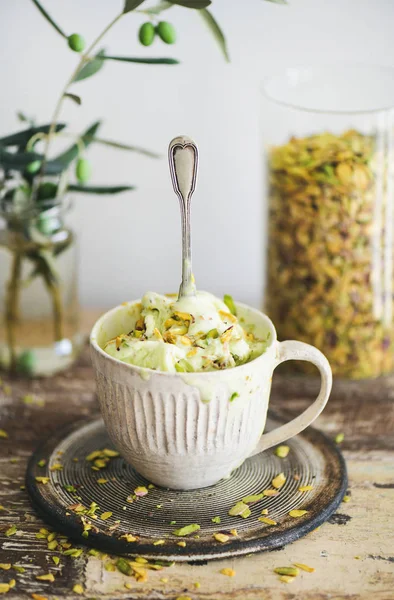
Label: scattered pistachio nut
xmin=280 ymin=575 xmax=295 ymax=584
xmin=5 ymin=525 xmax=17 ymax=537
xmin=289 ymin=509 xmax=308 ymax=518
xmin=272 ymin=473 xmax=286 ymax=489
xmin=220 ymin=568 xmax=236 ymax=577
xmin=274 ymin=567 xmax=299 ymax=577
xmin=299 ymin=485 xmax=314 ymax=492
xmin=275 ymin=445 xmax=290 ymax=458
xmin=259 ymin=517 xmax=277 ymax=525
xmin=228 ymin=501 xmax=251 ymax=518
xmin=172 ymin=524 xmax=200 ymax=537
xmin=242 ymin=493 xmax=265 ymax=503
xmin=213 ymin=533 xmax=229 ymax=543
xmin=36 ymin=573 xmax=55 ymax=582
xmin=293 ymin=562 xmax=315 ymax=573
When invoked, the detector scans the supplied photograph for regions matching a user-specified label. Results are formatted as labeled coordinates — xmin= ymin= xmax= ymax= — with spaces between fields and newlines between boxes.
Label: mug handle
xmin=248 ymin=340 xmax=332 ymax=458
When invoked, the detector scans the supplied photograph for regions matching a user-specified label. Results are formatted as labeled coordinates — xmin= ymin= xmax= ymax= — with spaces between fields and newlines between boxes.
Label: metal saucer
xmin=26 ymin=413 xmax=347 ymax=562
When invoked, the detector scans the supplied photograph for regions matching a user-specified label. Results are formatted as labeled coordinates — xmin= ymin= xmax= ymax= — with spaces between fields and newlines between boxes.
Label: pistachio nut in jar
xmin=265 ymin=129 xmax=394 ymax=379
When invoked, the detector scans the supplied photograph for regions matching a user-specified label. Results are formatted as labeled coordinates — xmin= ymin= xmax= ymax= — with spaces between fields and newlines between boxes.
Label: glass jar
xmin=0 ymin=199 xmax=82 ymax=376
xmin=262 ymin=66 xmax=394 ymax=379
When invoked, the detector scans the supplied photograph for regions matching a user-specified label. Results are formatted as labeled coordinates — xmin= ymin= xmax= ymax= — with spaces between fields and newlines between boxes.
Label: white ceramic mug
xmin=90 ymin=300 xmax=332 ymax=490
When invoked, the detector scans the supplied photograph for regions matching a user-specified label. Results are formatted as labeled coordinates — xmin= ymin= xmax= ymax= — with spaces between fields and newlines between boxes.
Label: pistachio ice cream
xmin=103 ymin=291 xmax=269 ymax=373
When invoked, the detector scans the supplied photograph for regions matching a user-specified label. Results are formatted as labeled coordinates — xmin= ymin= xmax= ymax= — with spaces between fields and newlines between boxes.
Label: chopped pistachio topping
xmin=37 ymin=459 xmax=46 ymax=467
xmin=0 ymin=584 xmax=10 ymax=593
xmin=177 ymin=541 xmax=186 ymax=547
xmin=134 ymin=486 xmax=148 ymax=497
xmin=173 ymin=524 xmax=200 ymax=537
xmin=289 ymin=509 xmax=308 ymax=518
xmin=72 ymin=584 xmax=84 ymax=595
xmin=0 ymin=430 xmax=8 ymax=439
xmin=104 ymin=291 xmax=269 ymax=373
xmin=293 ymin=562 xmax=315 ymax=573
xmin=261 ymin=509 xmax=269 ymax=515
xmin=343 ymin=495 xmax=351 ymax=503
xmin=274 ymin=445 xmax=290 ymax=458
xmin=335 ymin=433 xmax=345 ymax=444
xmin=229 ymin=392 xmax=240 ymax=403
xmin=52 ymin=557 xmax=60 ymax=566
xmin=223 ymin=294 xmax=237 ymax=316
xmin=153 ymin=540 xmax=165 ymax=546
xmin=262 ymin=489 xmax=278 ymax=497
xmin=0 ymin=565 xmax=11 ymax=571
xmin=274 ymin=567 xmax=299 ymax=576
xmin=211 ymin=516 xmax=221 ymax=524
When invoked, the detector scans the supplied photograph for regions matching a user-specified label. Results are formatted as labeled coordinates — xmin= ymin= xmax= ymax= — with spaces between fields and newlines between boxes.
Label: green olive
xmin=156 ymin=21 xmax=176 ymax=45
xmin=138 ymin=22 xmax=155 ymax=47
xmin=76 ymin=158 xmax=92 ymax=183
xmin=68 ymin=33 xmax=86 ymax=53
xmin=25 ymin=160 xmax=41 ymax=175
xmin=16 ymin=350 xmax=36 ymax=375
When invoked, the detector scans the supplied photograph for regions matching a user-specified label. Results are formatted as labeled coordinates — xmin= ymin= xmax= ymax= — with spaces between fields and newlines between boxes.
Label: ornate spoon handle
xmin=168 ymin=135 xmax=199 ymax=299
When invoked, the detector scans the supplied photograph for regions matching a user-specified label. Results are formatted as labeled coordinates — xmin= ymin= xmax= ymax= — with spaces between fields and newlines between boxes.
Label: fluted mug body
xmin=90 ymin=301 xmax=332 ymax=490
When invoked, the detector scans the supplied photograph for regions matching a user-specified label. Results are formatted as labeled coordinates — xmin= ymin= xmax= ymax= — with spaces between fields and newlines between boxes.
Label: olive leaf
xmin=64 ymin=93 xmax=82 ymax=106
xmin=123 ymin=0 xmax=146 ymax=13
xmin=0 ymin=147 xmax=43 ymax=169
xmin=143 ymin=1 xmax=173 ymax=14
xmin=73 ymin=50 xmax=105 ymax=83
xmin=199 ymin=8 xmax=229 ymax=62
xmin=0 ymin=123 xmax=66 ymax=147
xmin=93 ymin=138 xmax=161 ymax=158
xmin=102 ymin=55 xmax=179 ymax=65
xmin=123 ymin=0 xmax=145 ymax=14
xmin=68 ymin=184 xmax=136 ymax=194
xmin=168 ymin=0 xmax=211 ymax=8
xmin=49 ymin=121 xmax=101 ymax=169
xmin=31 ymin=0 xmax=67 ymax=38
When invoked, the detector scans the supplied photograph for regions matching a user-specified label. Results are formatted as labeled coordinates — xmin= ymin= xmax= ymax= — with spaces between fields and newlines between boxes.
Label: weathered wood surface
xmin=0 ymin=313 xmax=393 ymax=599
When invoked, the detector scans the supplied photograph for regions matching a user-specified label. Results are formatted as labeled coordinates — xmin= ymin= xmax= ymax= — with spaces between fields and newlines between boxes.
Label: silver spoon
xmin=168 ymin=135 xmax=199 ymax=299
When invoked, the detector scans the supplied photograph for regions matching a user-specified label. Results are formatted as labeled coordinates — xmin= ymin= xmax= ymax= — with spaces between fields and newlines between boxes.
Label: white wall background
xmin=1 ymin=0 xmax=393 ymax=309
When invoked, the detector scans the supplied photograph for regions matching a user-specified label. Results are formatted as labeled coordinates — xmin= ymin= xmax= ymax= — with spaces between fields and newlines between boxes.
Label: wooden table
xmin=0 ymin=312 xmax=393 ymax=599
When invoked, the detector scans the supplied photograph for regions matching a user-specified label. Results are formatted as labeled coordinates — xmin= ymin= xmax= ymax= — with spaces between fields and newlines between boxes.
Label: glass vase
xmin=0 ymin=199 xmax=82 ymax=376
xmin=262 ymin=66 xmax=394 ymax=379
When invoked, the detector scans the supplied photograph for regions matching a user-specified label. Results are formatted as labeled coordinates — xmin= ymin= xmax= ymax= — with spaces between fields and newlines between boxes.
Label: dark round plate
xmin=26 ymin=413 xmax=347 ymax=562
